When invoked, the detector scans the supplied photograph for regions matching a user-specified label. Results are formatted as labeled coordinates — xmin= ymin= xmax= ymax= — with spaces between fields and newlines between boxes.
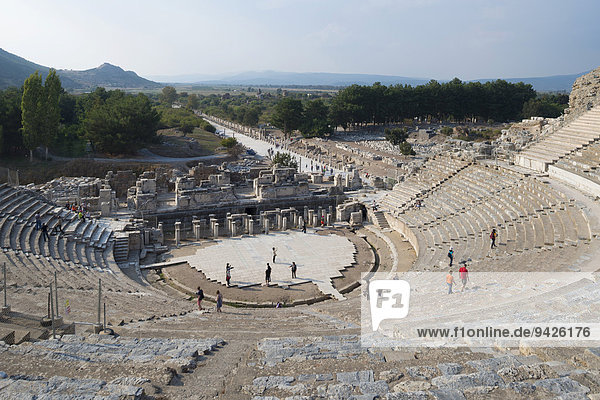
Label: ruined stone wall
xmin=106 ymin=170 xmax=137 ymax=198
xmin=566 ymin=66 xmax=600 ymax=122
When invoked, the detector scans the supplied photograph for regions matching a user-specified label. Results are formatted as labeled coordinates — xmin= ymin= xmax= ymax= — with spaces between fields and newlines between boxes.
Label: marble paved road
xmin=207 ymin=118 xmax=346 ymax=178
xmin=170 ymin=231 xmax=356 ymax=300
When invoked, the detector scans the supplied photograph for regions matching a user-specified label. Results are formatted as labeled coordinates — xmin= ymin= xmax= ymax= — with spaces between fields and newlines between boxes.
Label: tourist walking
xmin=490 ymin=229 xmax=497 ymax=249
xmin=459 ymin=263 xmax=469 ymax=292
xmin=35 ymin=213 xmax=41 ymax=230
xmin=196 ymin=287 xmax=204 ymax=311
xmin=41 ymin=223 xmax=50 ymax=242
xmin=272 ymin=247 xmax=277 ymax=263
xmin=216 ymin=290 xmax=223 ymax=313
xmin=302 ymin=220 xmax=307 ymax=233
xmin=447 ymin=247 xmax=454 ymax=267
xmin=290 ymin=262 xmax=297 ymax=279
xmin=51 ymin=216 xmax=64 ymax=236
xmin=226 ymin=263 xmax=233 ymax=287
xmin=265 ymin=263 xmax=272 ymax=285
xmin=446 ymin=270 xmax=455 ymax=294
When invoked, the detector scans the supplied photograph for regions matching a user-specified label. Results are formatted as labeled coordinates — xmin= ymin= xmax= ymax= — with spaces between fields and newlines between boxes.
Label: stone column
xmin=264 ymin=219 xmax=270 ymax=235
xmin=282 ymin=217 xmax=288 ymax=231
xmin=277 ymin=210 xmax=283 ymax=230
xmin=213 ymin=222 xmax=219 ymax=239
xmin=231 ymin=220 xmax=237 ymax=237
xmin=227 ymin=215 xmax=233 ymax=235
xmin=304 ymin=206 xmax=309 ymax=222
xmin=290 ymin=210 xmax=297 ymax=228
xmin=175 ymin=222 xmax=181 ymax=248
xmin=199 ymin=219 xmax=207 ymax=238
xmin=248 ymin=219 xmax=254 ymax=235
xmin=193 ymin=219 xmax=201 ymax=240
xmin=157 ymin=223 xmax=164 ymax=245
xmin=329 ymin=206 xmax=334 ymax=220
xmin=326 ymin=213 xmax=332 ymax=226
xmin=308 ymin=210 xmax=314 ymax=226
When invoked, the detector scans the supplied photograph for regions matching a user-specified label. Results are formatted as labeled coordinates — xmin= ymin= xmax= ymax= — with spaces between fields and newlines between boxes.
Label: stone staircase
xmin=113 ymin=235 xmax=129 ymax=264
xmin=372 ymin=210 xmax=390 ymax=229
xmin=515 ymin=105 xmax=600 ymax=172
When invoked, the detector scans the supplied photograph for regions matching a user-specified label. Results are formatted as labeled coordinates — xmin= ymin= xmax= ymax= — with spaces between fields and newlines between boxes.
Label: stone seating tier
xmin=515 ymin=106 xmax=600 ymax=171
xmin=381 ymin=156 xmax=471 ymax=211
xmin=384 ymin=162 xmax=591 ymax=269
xmin=0 ymin=186 xmax=114 ymax=270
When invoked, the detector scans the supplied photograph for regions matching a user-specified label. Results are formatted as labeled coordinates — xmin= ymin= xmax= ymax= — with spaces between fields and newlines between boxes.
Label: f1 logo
xmin=369 ymin=280 xmax=410 ymax=331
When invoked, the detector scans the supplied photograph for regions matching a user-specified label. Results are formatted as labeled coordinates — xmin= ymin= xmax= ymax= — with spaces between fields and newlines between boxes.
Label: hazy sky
xmin=2 ymin=0 xmax=599 ymax=80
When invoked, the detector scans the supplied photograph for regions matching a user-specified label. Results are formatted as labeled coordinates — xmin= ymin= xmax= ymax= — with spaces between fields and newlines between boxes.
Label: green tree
xmin=220 ymin=137 xmax=238 ymax=148
xmin=398 ymin=141 xmax=415 ymax=156
xmin=440 ymin=126 xmax=453 ymax=135
xmin=0 ymin=87 xmax=24 ymax=155
xmin=21 ymin=71 xmax=45 ymax=161
xmin=0 ymin=125 xmax=4 ymax=155
xmin=271 ymin=98 xmax=303 ymax=139
xmin=180 ymin=117 xmax=197 ymax=135
xmin=187 ymin=93 xmax=199 ymax=109
xmin=521 ymin=97 xmax=567 ymax=119
xmin=384 ymin=127 xmax=408 ymax=146
xmin=84 ymin=92 xmax=160 ymax=154
xmin=42 ymin=69 xmax=62 ymax=160
xmin=160 ymin=86 xmax=177 ymax=105
xmin=242 ymin=106 xmax=260 ymax=126
xmin=300 ymin=99 xmax=333 ymax=137
xmin=271 ymin=151 xmax=298 ymax=170
xmin=201 ymin=120 xmax=216 ymax=133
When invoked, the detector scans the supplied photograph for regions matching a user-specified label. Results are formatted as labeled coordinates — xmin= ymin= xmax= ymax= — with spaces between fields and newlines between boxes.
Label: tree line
xmin=328 ymin=79 xmax=538 ymax=129
xmin=0 ymin=77 xmax=210 ymax=158
xmin=191 ymin=80 xmax=567 ymax=139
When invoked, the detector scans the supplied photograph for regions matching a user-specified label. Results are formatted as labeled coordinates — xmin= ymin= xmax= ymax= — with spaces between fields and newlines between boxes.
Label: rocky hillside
xmin=566 ymin=66 xmax=600 ymax=121
xmin=58 ymin=62 xmax=160 ymax=89
xmin=0 ymin=48 xmax=160 ymax=90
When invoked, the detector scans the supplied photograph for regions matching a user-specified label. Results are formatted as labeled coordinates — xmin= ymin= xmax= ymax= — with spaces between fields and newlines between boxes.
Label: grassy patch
xmin=147 ymin=128 xmax=224 ymax=157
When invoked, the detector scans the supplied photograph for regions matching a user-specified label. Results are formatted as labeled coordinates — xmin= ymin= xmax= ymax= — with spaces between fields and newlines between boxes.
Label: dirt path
xmin=49 ymin=148 xmax=229 ymax=164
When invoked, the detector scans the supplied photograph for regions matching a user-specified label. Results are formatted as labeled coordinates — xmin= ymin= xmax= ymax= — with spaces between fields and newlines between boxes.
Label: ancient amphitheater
xmin=1 ymin=68 xmax=600 ymax=399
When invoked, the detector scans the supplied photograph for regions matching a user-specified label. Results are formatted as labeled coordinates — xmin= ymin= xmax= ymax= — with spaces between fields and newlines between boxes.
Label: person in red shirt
xmin=459 ymin=263 xmax=469 ymax=292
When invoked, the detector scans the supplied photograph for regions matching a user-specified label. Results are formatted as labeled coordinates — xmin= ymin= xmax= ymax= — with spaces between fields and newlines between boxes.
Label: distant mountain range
xmin=151 ymin=70 xmax=586 ymax=92
xmin=1 ymin=48 xmax=587 ymax=92
xmin=0 ymin=48 xmax=160 ymax=90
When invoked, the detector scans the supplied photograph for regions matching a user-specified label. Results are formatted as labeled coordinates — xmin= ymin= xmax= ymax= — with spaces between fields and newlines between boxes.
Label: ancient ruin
xmin=1 ymin=68 xmax=600 ymax=399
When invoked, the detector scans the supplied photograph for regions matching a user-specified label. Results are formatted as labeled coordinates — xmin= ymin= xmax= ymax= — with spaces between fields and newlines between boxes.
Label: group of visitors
xmin=195 ymin=249 xmax=300 ymax=313
xmin=65 ymin=201 xmax=91 ymax=222
xmin=35 ymin=213 xmax=64 ymax=242
xmin=195 ymin=287 xmax=223 ymax=313
xmin=445 ymin=263 xmax=470 ymax=294
xmin=265 ymin=247 xmax=299 ymax=283
xmin=444 ymin=228 xmax=498 ymax=294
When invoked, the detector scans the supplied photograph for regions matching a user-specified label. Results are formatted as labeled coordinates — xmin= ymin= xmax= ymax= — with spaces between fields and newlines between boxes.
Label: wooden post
xmin=97 ymin=278 xmax=102 ymax=326
xmin=2 ymin=263 xmax=7 ymax=309
xmin=50 ymin=284 xmax=56 ymax=339
xmin=54 ymin=271 xmax=59 ymax=318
